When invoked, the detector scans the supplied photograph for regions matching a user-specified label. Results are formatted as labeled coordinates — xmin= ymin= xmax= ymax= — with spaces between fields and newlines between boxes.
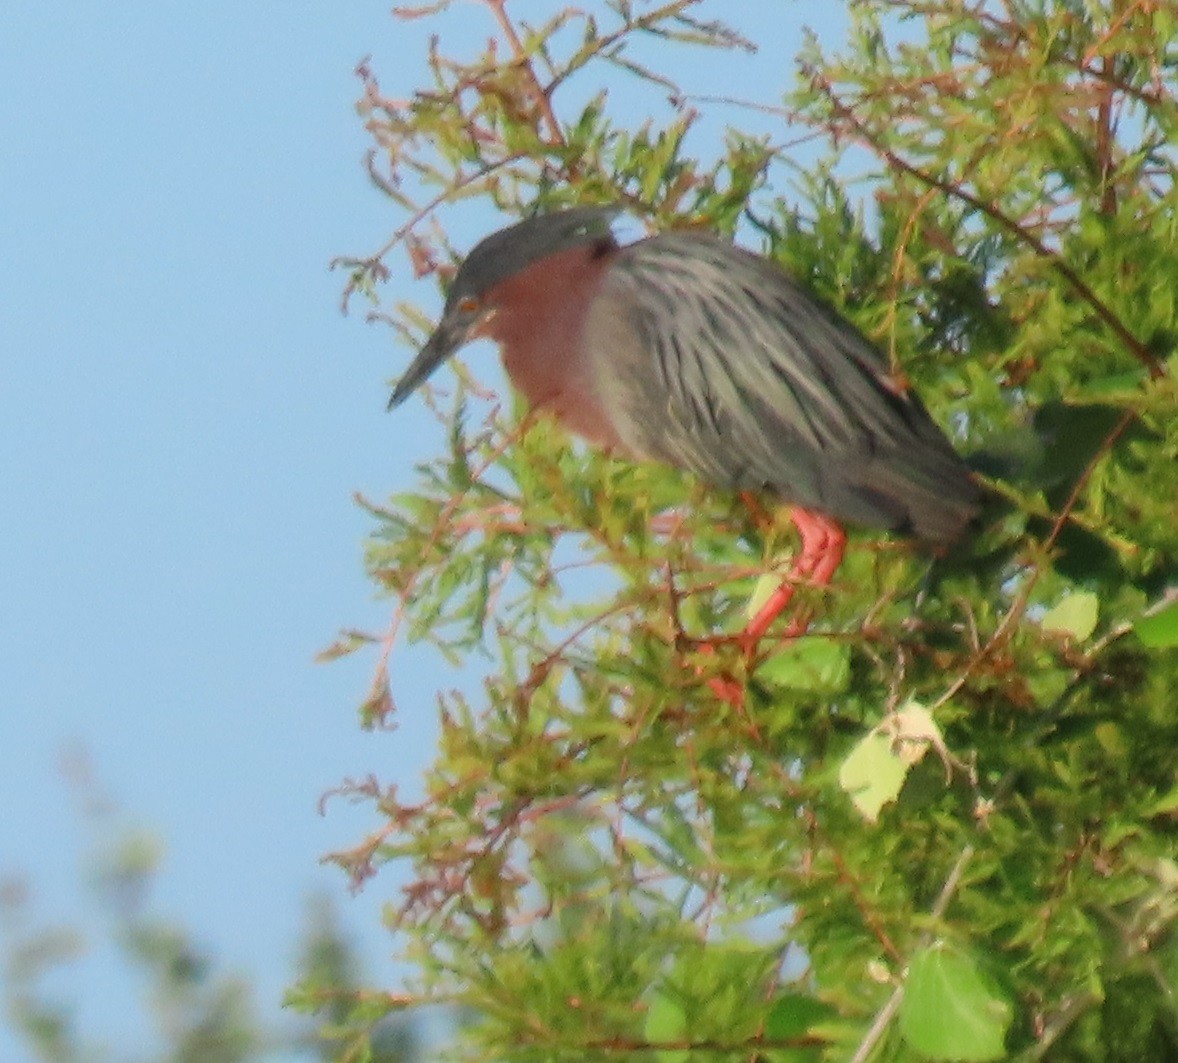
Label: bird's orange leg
xmin=740 ymin=507 xmax=847 ymax=652
xmin=693 ymin=508 xmax=846 ymax=707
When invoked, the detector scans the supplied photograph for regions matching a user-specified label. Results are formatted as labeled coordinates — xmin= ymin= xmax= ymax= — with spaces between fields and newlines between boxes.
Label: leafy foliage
xmin=321 ymin=1 xmax=1178 ymax=1059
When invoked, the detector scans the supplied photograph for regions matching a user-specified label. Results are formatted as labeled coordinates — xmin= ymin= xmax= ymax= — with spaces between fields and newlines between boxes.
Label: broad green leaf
xmin=839 ymin=731 xmax=909 ymax=823
xmin=762 ymin=993 xmax=835 ymax=1061
xmin=765 ymin=993 xmax=836 ymax=1039
xmin=760 ymin=640 xmax=851 ymax=694
xmin=1094 ymin=721 xmax=1128 ymax=759
xmin=1040 ymin=591 xmax=1099 ymax=641
xmin=644 ymin=992 xmax=689 ymax=1063
xmin=899 ymin=942 xmax=1013 ymax=1061
xmin=1135 ymin=599 xmax=1178 ymax=648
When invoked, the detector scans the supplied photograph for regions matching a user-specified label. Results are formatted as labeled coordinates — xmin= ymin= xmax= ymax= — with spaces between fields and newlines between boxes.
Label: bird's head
xmin=387 ymin=206 xmax=622 ymax=409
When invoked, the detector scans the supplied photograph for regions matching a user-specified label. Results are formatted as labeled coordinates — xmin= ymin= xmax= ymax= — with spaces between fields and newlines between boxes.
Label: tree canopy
xmin=315 ymin=2 xmax=1178 ymax=1059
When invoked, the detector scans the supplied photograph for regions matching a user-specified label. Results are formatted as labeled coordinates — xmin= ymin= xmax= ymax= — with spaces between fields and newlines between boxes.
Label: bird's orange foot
xmin=730 ymin=505 xmax=848 ymax=659
xmin=667 ymin=506 xmax=848 ymax=706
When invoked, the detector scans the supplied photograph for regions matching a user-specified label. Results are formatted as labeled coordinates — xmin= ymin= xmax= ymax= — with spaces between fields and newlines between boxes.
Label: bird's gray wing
xmin=585 ymin=231 xmax=978 ymax=540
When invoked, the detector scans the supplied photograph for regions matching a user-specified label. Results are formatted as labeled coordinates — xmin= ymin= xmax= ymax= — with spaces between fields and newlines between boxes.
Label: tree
xmin=316 ymin=1 xmax=1178 ymax=1059
xmin=0 ymin=761 xmax=420 ymax=1063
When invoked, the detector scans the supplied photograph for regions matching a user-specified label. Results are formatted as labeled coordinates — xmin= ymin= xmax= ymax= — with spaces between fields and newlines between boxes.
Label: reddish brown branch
xmin=481 ymin=0 xmax=567 ymax=148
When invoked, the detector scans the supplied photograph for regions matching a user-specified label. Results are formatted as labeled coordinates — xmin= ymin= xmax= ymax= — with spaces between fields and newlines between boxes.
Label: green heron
xmin=390 ymin=206 xmax=978 ymax=651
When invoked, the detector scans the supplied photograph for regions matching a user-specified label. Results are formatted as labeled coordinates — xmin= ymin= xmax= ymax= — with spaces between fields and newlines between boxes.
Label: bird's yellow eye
xmin=456 ymin=295 xmax=480 ymax=315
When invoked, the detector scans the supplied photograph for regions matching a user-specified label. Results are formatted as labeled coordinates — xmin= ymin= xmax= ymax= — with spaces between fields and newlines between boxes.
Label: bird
xmin=389 ymin=205 xmax=979 ymax=655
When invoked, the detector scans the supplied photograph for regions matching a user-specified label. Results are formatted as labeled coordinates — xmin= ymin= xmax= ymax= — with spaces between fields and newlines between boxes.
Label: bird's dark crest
xmin=449 ymin=206 xmax=622 ymax=307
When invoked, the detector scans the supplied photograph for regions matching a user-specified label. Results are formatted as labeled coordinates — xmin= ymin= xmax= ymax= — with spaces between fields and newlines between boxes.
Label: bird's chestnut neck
xmin=477 ymin=238 xmax=623 ymax=449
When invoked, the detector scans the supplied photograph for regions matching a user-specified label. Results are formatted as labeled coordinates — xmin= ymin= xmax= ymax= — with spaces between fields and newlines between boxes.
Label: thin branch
xmin=807 ymin=71 xmax=1166 ymax=380
xmin=511 ymin=1031 xmax=827 ymax=1055
xmin=546 ymin=0 xmax=700 ymax=97
xmin=1015 ymin=990 xmax=1103 ymax=1061
xmin=332 ymin=152 xmax=532 ymax=313
xmin=480 ymin=0 xmax=567 ymax=147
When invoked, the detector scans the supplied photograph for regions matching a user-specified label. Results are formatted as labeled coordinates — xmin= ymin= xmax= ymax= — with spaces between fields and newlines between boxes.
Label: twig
xmin=480 ymin=0 xmax=566 ymax=147
xmin=849 ymin=844 xmax=976 ymax=1063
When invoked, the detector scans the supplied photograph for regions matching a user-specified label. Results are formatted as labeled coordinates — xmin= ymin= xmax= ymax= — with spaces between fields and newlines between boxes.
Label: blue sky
xmin=0 ymin=4 xmax=842 ymax=1058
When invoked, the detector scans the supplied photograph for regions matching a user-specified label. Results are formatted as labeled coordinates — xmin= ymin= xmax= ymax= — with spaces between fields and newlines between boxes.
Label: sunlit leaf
xmin=1040 ymin=591 xmax=1099 ymax=641
xmin=1145 ymin=785 xmax=1178 ymax=819
xmin=899 ymin=941 xmax=1013 ymax=1061
xmin=839 ymin=731 xmax=909 ymax=823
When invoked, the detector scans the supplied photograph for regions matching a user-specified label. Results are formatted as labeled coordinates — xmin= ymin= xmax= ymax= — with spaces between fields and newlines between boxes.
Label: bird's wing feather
xmin=587 ymin=231 xmax=977 ymax=537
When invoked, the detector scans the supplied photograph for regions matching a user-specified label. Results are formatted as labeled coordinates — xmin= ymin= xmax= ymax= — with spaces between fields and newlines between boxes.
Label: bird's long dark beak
xmin=387 ymin=316 xmax=468 ymax=411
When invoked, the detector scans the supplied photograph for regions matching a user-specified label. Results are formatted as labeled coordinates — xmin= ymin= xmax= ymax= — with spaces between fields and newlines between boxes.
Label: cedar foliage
xmin=314 ymin=2 xmax=1178 ymax=1059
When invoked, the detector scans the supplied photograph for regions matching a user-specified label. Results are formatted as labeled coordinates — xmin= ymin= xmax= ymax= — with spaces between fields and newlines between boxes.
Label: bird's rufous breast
xmin=481 ymin=242 xmax=626 ymax=451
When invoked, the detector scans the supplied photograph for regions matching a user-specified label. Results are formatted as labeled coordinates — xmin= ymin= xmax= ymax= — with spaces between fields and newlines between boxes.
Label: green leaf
xmin=759 ymin=640 xmax=851 ymax=694
xmin=1135 ymin=599 xmax=1178 ymax=648
xmin=839 ymin=731 xmax=909 ymax=823
xmin=899 ymin=942 xmax=1013 ymax=1061
xmin=1073 ymin=370 xmax=1148 ymax=398
xmin=762 ymin=993 xmax=835 ymax=1061
xmin=764 ymin=993 xmax=835 ymax=1040
xmin=644 ymin=992 xmax=689 ymax=1063
xmin=1145 ymin=784 xmax=1178 ymax=819
xmin=746 ymin=572 xmax=783 ymax=620
xmin=1040 ymin=591 xmax=1099 ymax=641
